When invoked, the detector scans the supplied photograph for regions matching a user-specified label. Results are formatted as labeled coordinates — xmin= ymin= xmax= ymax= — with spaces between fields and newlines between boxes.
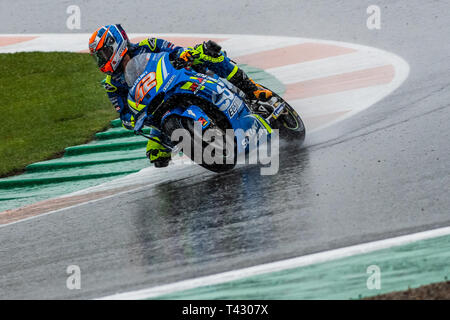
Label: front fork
xmin=250 ymin=96 xmax=286 ymax=125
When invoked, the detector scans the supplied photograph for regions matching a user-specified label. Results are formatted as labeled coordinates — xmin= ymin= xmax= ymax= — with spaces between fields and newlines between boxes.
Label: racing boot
xmin=146 ymin=137 xmax=172 ymax=168
xmin=228 ymin=67 xmax=273 ymax=102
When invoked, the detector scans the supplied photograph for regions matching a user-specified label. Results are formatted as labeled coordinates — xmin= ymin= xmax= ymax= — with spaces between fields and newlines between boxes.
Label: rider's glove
xmin=173 ymin=49 xmax=200 ymax=69
xmin=180 ymin=50 xmax=200 ymax=62
xmin=201 ymin=40 xmax=222 ymax=58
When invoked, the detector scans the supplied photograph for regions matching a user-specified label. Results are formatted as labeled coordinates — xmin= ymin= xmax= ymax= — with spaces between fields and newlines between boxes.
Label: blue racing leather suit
xmin=104 ymin=38 xmax=180 ymax=130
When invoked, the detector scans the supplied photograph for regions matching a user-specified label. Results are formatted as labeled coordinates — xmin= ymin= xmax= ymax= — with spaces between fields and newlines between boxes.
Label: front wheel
xmin=162 ymin=107 xmax=237 ymax=173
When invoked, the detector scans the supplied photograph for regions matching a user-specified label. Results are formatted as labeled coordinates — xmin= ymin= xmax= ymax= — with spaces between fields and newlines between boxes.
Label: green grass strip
xmin=0 ymin=52 xmax=116 ymax=177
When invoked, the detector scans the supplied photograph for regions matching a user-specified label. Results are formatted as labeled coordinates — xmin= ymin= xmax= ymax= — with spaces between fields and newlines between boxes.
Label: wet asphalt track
xmin=0 ymin=1 xmax=449 ymax=299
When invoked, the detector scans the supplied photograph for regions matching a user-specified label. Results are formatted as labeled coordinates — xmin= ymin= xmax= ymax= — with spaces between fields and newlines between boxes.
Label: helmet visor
xmin=93 ymin=45 xmax=113 ymax=68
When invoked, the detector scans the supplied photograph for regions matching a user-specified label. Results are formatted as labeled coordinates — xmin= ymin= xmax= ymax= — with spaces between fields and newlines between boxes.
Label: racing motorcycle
xmin=126 ymin=51 xmax=305 ymax=173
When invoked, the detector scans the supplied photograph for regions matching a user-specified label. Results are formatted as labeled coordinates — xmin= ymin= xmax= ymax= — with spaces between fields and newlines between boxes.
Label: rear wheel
xmin=255 ymin=86 xmax=306 ymax=143
xmin=272 ymin=102 xmax=306 ymax=142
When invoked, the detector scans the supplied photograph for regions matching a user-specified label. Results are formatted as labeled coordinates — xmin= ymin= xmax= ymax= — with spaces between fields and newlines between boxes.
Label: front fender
xmin=160 ymin=105 xmax=211 ymax=130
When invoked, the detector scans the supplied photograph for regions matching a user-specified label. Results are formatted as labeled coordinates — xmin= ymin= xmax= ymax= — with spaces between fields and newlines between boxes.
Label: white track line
xmin=0 ymin=34 xmax=88 ymax=53
xmin=67 ymin=156 xmax=197 ymax=196
xmin=266 ymin=51 xmax=390 ymax=84
xmin=99 ymin=225 xmax=450 ymax=300
xmin=220 ymin=35 xmax=307 ymax=57
xmin=0 ymin=182 xmax=157 ymax=229
xmin=290 ymin=84 xmax=391 ymax=118
xmin=0 ymin=160 xmax=205 ymax=229
xmin=0 ymin=33 xmax=301 ymax=55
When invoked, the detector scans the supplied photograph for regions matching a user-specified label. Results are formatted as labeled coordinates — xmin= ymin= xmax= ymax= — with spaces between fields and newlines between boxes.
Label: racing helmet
xmin=89 ymin=24 xmax=129 ymax=74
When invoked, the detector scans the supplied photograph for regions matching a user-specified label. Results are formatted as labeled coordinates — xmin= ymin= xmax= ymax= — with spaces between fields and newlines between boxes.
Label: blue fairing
xmin=127 ymin=52 xmax=272 ymax=154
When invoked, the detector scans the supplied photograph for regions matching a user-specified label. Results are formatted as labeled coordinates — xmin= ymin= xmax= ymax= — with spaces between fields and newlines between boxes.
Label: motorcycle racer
xmin=89 ymin=24 xmax=273 ymax=167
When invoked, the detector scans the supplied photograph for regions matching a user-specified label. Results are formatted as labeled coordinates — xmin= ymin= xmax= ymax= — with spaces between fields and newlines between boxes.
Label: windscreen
xmin=124 ymin=53 xmax=151 ymax=87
